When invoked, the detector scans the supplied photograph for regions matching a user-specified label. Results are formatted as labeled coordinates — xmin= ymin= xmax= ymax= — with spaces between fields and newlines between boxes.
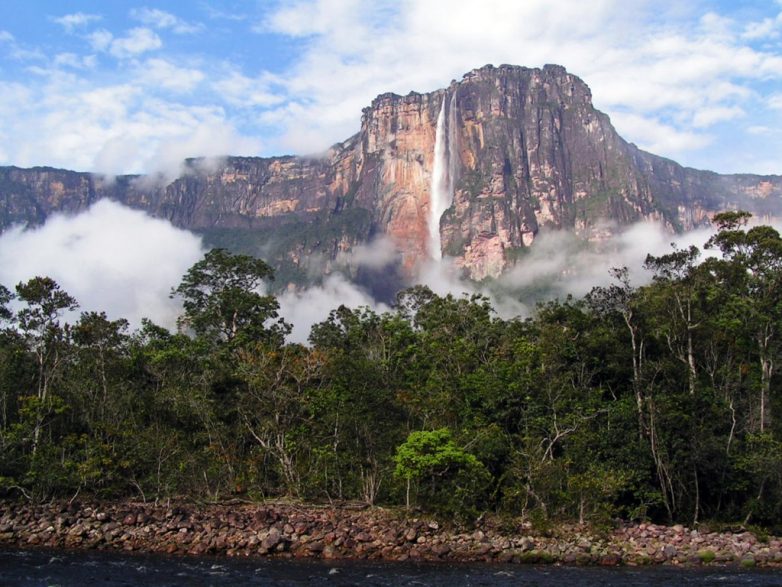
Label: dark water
xmin=1 ymin=548 xmax=781 ymax=587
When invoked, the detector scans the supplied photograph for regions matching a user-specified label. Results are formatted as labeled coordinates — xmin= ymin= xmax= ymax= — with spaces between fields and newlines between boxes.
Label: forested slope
xmin=0 ymin=212 xmax=780 ymax=529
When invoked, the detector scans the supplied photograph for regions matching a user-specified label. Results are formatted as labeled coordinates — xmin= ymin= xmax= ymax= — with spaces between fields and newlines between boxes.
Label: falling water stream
xmin=428 ymin=91 xmax=458 ymax=260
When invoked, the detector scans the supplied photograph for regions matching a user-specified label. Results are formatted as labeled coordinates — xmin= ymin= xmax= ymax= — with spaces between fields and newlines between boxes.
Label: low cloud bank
xmin=0 ymin=200 xmax=204 ymax=328
xmin=278 ymin=274 xmax=392 ymax=344
xmin=2 ymin=201 xmax=775 ymax=340
xmin=499 ymin=222 xmax=720 ymax=299
xmin=0 ymin=200 xmax=394 ymax=339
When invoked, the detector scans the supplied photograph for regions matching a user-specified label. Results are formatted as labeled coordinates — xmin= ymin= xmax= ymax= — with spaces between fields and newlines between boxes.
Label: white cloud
xmin=0 ymin=200 xmax=205 ymax=328
xmin=252 ymin=0 xmax=782 ymax=165
xmin=338 ymin=236 xmax=399 ymax=270
xmin=747 ymin=125 xmax=773 ymax=135
xmin=743 ymin=19 xmax=776 ymax=41
xmin=140 ymin=121 xmax=262 ymax=181
xmin=53 ymin=52 xmax=97 ymax=70
xmin=108 ymin=27 xmax=162 ymax=59
xmin=610 ymin=111 xmax=712 ymax=154
xmin=88 ymin=29 xmax=113 ymax=52
xmin=698 ymin=12 xmax=734 ymax=38
xmin=742 ymin=11 xmax=782 ymax=41
xmin=213 ymin=71 xmax=285 ymax=108
xmin=691 ymin=105 xmax=745 ymax=128
xmin=1 ymin=201 xmax=777 ymax=343
xmin=0 ymin=70 xmax=261 ymax=177
xmin=0 ymin=82 xmax=32 ymax=121
xmin=136 ymin=58 xmax=205 ymax=93
xmin=84 ymin=98 xmax=263 ymax=178
xmin=130 ymin=7 xmax=202 ymax=34
xmin=52 ymin=12 xmax=102 ymax=33
xmin=260 ymin=0 xmax=365 ymax=37
xmin=203 ymin=4 xmax=247 ymax=22
xmin=503 ymin=217 xmax=782 ymax=301
xmin=0 ymin=30 xmax=45 ymax=62
xmin=278 ymin=274 xmax=390 ymax=343
xmin=498 ymin=222 xmax=722 ymax=302
xmin=2 ymin=0 xmax=782 ymax=176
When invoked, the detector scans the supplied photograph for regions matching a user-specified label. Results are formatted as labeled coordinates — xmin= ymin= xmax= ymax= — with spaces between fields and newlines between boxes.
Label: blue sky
xmin=1 ymin=0 xmax=781 ymax=176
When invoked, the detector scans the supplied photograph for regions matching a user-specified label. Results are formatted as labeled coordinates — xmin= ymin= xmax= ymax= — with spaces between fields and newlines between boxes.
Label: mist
xmin=1 ymin=199 xmax=775 ymax=341
xmin=278 ymin=274 xmax=392 ymax=344
xmin=498 ymin=222 xmax=720 ymax=300
xmin=501 ymin=216 xmax=782 ymax=303
xmin=0 ymin=200 xmax=205 ymax=328
xmin=0 ymin=201 xmax=396 ymax=340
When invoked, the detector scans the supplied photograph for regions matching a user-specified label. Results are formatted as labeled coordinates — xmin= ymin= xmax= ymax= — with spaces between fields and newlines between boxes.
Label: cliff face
xmin=2 ymin=64 xmax=781 ymax=284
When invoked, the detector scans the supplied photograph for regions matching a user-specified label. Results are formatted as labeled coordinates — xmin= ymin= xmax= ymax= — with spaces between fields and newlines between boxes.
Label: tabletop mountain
xmin=2 ymin=64 xmax=780 ymax=286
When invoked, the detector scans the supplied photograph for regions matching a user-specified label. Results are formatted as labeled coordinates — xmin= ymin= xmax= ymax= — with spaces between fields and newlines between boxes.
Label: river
xmin=2 ymin=547 xmax=781 ymax=586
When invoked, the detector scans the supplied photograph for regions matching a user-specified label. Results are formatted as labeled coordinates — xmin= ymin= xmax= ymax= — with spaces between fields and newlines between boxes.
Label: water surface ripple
xmin=2 ymin=547 xmax=781 ymax=586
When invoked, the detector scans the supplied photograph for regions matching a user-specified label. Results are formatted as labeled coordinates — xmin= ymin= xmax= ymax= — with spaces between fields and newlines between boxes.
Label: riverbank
xmin=1 ymin=501 xmax=780 ymax=567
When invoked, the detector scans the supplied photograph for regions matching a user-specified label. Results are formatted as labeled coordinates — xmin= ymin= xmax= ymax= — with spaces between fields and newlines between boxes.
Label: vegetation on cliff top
xmin=0 ymin=211 xmax=780 ymax=531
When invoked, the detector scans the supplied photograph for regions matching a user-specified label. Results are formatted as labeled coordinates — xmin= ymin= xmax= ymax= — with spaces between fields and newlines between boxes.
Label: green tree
xmin=706 ymin=212 xmax=782 ymax=434
xmin=394 ymin=428 xmax=490 ymax=520
xmin=587 ymin=268 xmax=647 ymax=439
xmin=70 ymin=312 xmax=131 ymax=429
xmin=14 ymin=277 xmax=78 ymax=457
xmin=0 ymin=284 xmax=12 ymax=323
xmin=394 ymin=287 xmax=503 ymax=430
xmin=236 ymin=343 xmax=321 ymax=498
xmin=309 ymin=305 xmax=410 ymax=503
xmin=171 ymin=248 xmax=289 ymax=346
xmin=132 ymin=319 xmax=240 ymax=500
xmin=644 ymin=245 xmax=703 ymax=396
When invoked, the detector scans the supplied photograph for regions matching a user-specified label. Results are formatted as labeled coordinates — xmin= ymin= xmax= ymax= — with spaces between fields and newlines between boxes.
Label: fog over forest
xmin=0 ymin=199 xmax=760 ymax=342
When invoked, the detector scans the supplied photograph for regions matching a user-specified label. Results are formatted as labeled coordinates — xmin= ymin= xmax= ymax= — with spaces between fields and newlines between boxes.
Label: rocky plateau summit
xmin=2 ymin=64 xmax=780 ymax=287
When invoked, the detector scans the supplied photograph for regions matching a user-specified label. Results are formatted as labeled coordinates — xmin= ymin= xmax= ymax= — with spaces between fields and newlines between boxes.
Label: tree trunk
xmin=624 ymin=312 xmax=645 ymax=439
xmin=759 ymin=353 xmax=773 ymax=433
xmin=686 ymin=301 xmax=697 ymax=396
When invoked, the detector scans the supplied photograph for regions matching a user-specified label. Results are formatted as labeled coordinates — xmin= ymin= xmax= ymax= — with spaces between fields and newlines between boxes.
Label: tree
xmin=394 ymin=428 xmax=490 ymax=519
xmin=14 ymin=277 xmax=78 ymax=456
xmin=0 ymin=285 xmax=30 ymax=495
xmin=587 ymin=268 xmax=646 ymax=438
xmin=0 ymin=284 xmax=12 ymax=323
xmin=644 ymin=245 xmax=702 ymax=396
xmin=71 ymin=312 xmax=131 ymax=428
xmin=705 ymin=212 xmax=782 ymax=433
xmin=0 ymin=283 xmax=19 ymax=429
xmin=309 ymin=305 xmax=410 ymax=503
xmin=236 ymin=343 xmax=322 ymax=498
xmin=131 ymin=319 xmax=228 ymax=500
xmin=171 ymin=248 xmax=289 ymax=346
xmin=393 ymin=287 xmax=502 ymax=430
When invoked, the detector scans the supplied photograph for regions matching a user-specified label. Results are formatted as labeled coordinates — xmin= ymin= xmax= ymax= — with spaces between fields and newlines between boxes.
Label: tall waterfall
xmin=428 ymin=91 xmax=457 ymax=260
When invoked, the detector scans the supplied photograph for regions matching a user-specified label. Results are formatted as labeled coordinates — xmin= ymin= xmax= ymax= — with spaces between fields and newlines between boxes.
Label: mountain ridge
xmin=1 ymin=63 xmax=780 ymax=286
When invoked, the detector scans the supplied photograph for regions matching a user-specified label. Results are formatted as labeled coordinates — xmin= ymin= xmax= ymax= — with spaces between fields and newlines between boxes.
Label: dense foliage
xmin=1 ymin=215 xmax=781 ymax=530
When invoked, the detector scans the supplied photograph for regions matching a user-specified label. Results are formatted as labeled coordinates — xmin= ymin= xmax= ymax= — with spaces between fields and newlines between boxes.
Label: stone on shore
xmin=0 ymin=501 xmax=780 ymax=568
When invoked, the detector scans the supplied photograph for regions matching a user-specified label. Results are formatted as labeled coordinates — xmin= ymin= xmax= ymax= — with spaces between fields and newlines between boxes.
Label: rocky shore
xmin=1 ymin=501 xmax=780 ymax=567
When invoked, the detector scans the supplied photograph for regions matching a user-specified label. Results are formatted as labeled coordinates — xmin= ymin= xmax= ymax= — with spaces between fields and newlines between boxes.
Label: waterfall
xmin=428 ymin=91 xmax=457 ymax=260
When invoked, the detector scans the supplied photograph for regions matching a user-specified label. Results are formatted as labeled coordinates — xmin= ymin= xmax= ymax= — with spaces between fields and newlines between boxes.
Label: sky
xmin=0 ymin=0 xmax=781 ymax=177
xmin=2 ymin=1 xmax=782 ymax=339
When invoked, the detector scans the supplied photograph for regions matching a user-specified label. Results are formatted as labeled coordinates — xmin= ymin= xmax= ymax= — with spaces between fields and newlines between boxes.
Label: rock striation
xmin=1 ymin=64 xmax=781 ymax=283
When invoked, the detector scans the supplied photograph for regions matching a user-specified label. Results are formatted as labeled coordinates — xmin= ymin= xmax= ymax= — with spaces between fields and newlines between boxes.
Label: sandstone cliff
xmin=1 ymin=64 xmax=780 ymax=284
